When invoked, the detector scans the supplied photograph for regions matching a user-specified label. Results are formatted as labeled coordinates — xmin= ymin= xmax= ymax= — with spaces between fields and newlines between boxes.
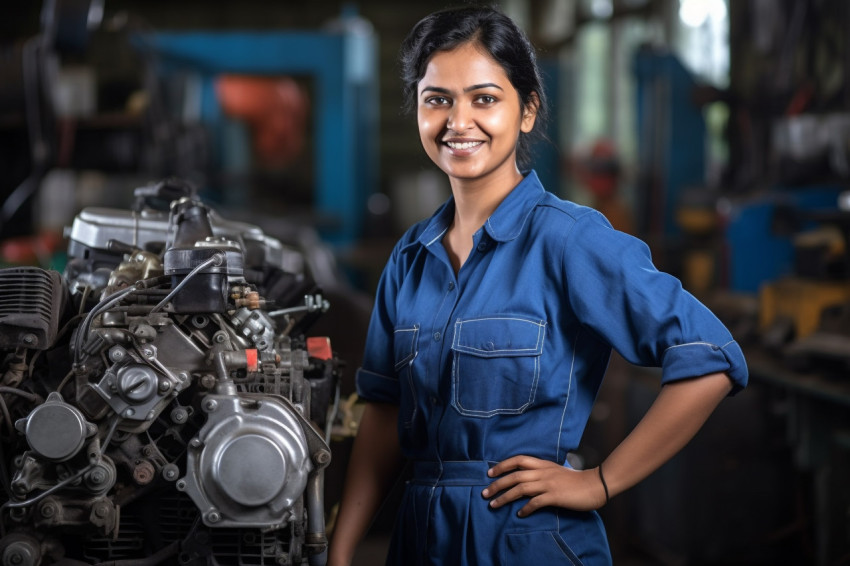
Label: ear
xmin=520 ymin=92 xmax=540 ymax=133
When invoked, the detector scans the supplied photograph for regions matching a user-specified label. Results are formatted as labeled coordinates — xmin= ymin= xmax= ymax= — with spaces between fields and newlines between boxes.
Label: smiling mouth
xmin=445 ymin=141 xmax=484 ymax=150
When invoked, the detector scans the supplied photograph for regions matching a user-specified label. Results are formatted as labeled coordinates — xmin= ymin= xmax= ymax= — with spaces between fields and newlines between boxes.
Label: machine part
xmin=0 ymin=181 xmax=341 ymax=566
xmin=0 ymin=268 xmax=65 ymax=351
xmin=91 ymin=360 xmax=180 ymax=423
xmin=231 ymin=307 xmax=277 ymax=352
xmin=83 ymin=458 xmax=116 ymax=493
xmin=0 ymin=534 xmax=42 ymax=566
xmin=15 ymin=392 xmax=96 ymax=462
xmin=178 ymin=393 xmax=314 ymax=528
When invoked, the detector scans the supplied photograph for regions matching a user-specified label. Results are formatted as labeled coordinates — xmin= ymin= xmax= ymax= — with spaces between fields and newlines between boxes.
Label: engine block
xmin=0 ymin=180 xmax=340 ymax=566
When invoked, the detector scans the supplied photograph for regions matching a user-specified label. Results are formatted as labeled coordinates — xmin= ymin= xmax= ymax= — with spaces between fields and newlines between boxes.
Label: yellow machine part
xmin=759 ymin=277 xmax=850 ymax=339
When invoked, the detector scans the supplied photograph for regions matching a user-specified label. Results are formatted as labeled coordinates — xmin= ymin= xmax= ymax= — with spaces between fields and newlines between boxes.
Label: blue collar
xmin=414 ymin=170 xmax=545 ymax=249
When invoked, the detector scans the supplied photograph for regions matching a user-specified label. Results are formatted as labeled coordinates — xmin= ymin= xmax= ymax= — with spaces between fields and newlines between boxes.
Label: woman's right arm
xmin=328 ymin=401 xmax=404 ymax=566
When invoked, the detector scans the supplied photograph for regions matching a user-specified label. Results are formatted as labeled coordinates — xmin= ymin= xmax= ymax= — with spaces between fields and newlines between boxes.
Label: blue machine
xmin=633 ymin=47 xmax=706 ymax=242
xmin=724 ymin=186 xmax=844 ymax=293
xmin=140 ymin=10 xmax=378 ymax=246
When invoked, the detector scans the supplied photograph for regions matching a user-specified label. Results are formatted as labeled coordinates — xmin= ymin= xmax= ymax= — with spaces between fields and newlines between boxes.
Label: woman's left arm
xmin=483 ymin=371 xmax=733 ymax=516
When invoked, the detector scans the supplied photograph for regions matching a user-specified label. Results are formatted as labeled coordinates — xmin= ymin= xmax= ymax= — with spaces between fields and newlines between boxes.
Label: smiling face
xmin=417 ymin=42 xmax=538 ymax=191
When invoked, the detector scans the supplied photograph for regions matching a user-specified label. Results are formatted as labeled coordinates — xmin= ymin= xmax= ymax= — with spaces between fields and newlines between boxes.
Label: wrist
xmin=597 ymin=464 xmax=610 ymax=507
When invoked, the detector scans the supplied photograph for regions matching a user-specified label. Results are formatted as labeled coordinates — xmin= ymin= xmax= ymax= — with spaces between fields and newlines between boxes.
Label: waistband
xmin=411 ymin=460 xmax=497 ymax=486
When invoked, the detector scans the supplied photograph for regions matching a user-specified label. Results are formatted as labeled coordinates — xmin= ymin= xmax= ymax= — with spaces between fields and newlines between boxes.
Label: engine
xmin=0 ymin=180 xmax=340 ymax=566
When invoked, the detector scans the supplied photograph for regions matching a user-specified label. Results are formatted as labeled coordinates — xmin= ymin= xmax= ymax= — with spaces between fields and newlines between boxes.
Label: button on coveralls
xmin=356 ymin=171 xmax=749 ymax=565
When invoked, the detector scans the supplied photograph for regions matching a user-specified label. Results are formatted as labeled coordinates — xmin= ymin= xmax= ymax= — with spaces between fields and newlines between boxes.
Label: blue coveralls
xmin=356 ymin=171 xmax=749 ymax=565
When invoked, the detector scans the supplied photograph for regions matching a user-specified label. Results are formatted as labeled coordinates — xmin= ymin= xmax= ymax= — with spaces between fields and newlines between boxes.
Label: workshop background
xmin=1 ymin=0 xmax=849 ymax=565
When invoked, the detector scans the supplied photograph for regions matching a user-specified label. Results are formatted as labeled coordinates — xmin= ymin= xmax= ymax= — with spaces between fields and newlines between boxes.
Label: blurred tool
xmin=760 ymin=198 xmax=850 ymax=371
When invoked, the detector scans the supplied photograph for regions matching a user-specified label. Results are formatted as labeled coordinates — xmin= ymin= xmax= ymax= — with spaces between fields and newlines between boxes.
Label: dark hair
xmin=399 ymin=4 xmax=549 ymax=168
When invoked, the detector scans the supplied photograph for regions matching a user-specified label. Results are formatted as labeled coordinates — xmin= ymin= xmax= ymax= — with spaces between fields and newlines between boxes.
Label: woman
xmin=329 ymin=5 xmax=747 ymax=565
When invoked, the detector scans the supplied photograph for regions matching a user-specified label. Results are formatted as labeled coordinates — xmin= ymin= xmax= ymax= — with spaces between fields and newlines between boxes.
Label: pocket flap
xmin=451 ymin=316 xmax=545 ymax=358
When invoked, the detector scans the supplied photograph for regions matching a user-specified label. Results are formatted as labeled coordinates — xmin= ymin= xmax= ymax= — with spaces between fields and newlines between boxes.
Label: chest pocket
xmin=450 ymin=315 xmax=546 ymax=418
xmin=394 ymin=325 xmax=419 ymax=428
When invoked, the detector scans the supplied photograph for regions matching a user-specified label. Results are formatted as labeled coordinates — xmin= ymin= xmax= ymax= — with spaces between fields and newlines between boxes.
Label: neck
xmin=449 ymin=167 xmax=523 ymax=233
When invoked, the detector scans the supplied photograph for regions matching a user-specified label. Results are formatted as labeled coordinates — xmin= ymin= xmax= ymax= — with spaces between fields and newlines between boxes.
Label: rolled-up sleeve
xmin=563 ymin=211 xmax=748 ymax=393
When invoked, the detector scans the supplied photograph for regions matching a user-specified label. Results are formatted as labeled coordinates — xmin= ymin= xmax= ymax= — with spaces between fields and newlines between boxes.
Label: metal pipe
xmin=306 ymin=470 xmax=328 ymax=566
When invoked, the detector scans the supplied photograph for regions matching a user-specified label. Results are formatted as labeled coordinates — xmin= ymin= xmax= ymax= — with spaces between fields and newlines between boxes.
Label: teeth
xmin=446 ymin=141 xmax=482 ymax=150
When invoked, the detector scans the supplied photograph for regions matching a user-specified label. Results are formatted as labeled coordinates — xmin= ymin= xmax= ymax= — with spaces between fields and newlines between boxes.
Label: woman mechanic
xmin=328 ymin=5 xmax=748 ymax=565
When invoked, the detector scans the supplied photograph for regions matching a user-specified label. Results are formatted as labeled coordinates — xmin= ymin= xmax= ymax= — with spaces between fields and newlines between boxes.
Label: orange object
xmin=245 ymin=348 xmax=259 ymax=372
xmin=0 ymin=231 xmax=64 ymax=266
xmin=306 ymin=336 xmax=333 ymax=361
xmin=216 ymin=75 xmax=309 ymax=168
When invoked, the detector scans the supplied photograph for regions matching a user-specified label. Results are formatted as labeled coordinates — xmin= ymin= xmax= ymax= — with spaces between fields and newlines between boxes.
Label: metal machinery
xmin=0 ymin=179 xmax=341 ymax=566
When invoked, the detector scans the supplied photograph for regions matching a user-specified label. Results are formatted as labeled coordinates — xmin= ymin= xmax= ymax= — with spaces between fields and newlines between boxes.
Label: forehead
xmin=419 ymin=43 xmax=511 ymax=91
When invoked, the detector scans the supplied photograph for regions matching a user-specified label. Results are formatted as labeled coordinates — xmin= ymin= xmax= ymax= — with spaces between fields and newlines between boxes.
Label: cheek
xmin=418 ymin=117 xmax=440 ymax=144
xmin=480 ymin=113 xmax=519 ymax=137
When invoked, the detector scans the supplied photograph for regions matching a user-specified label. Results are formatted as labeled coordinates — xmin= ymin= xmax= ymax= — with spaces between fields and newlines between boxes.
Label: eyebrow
xmin=420 ymin=83 xmax=505 ymax=96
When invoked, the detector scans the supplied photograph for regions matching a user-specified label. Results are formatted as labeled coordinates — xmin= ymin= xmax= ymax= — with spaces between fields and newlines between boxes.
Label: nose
xmin=447 ymin=103 xmax=471 ymax=132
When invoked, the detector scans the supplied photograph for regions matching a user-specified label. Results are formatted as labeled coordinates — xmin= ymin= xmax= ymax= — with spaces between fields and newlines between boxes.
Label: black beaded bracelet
xmin=598 ymin=464 xmax=610 ymax=505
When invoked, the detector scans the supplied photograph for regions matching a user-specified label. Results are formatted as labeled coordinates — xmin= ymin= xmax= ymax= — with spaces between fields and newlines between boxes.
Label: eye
xmin=475 ymin=94 xmax=497 ymax=105
xmin=425 ymin=96 xmax=450 ymax=106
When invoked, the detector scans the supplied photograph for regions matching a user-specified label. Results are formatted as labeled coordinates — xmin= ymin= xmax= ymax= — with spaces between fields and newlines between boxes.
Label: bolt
xmin=214 ymin=333 xmax=226 ymax=344
xmin=190 ymin=438 xmax=203 ymax=449
xmin=142 ymin=348 xmax=154 ymax=358
xmin=123 ymin=408 xmax=135 ymax=418
xmin=142 ymin=445 xmax=155 ymax=457
xmin=206 ymin=510 xmax=221 ymax=524
xmin=109 ymin=348 xmax=125 ymax=362
xmin=133 ymin=461 xmax=155 ymax=485
xmin=21 ymin=334 xmax=36 ymax=346
xmin=162 ymin=465 xmax=178 ymax=481
xmin=176 ymin=479 xmax=187 ymax=491
xmin=314 ymin=450 xmax=331 ymax=465
xmin=40 ymin=502 xmax=57 ymax=518
xmin=203 ymin=399 xmax=218 ymax=412
xmin=89 ymin=469 xmax=106 ymax=484
xmin=171 ymin=408 xmax=188 ymax=424
xmin=158 ymin=379 xmax=171 ymax=392
xmin=94 ymin=503 xmax=109 ymax=518
xmin=178 ymin=372 xmax=189 ymax=382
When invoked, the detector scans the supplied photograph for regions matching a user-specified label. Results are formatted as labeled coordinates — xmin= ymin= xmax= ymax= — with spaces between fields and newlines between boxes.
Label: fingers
xmin=482 ymin=455 xmax=559 ymax=504
xmin=480 ymin=460 xmax=601 ymax=515
xmin=487 ymin=455 xmax=557 ymax=478
xmin=484 ymin=476 xmax=561 ymax=516
xmin=483 ymin=468 xmax=528 ymax=494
